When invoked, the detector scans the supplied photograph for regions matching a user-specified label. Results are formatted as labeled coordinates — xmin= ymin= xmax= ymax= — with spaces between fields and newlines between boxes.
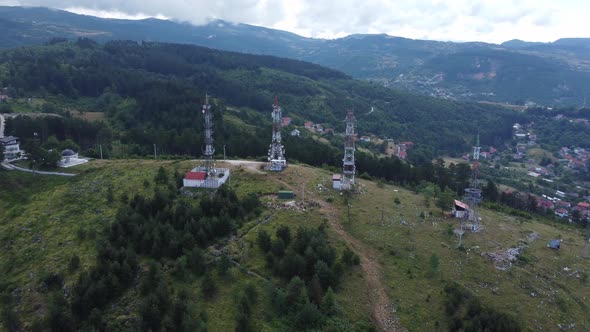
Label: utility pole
xmin=348 ymin=202 xmax=351 ymax=224
xmin=302 ymin=183 xmax=305 ymax=204
xmin=583 ymin=222 xmax=590 ymax=258
xmin=223 ymin=144 xmax=226 ymax=161
xmin=99 ymin=144 xmax=103 ymax=160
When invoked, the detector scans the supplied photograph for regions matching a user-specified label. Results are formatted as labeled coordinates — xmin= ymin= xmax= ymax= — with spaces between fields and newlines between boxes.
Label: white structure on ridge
xmin=183 ymin=95 xmax=229 ymax=188
xmin=0 ymin=136 xmax=21 ymax=160
xmin=340 ymin=110 xmax=356 ymax=190
xmin=57 ymin=149 xmax=88 ymax=168
xmin=266 ymin=96 xmax=287 ymax=171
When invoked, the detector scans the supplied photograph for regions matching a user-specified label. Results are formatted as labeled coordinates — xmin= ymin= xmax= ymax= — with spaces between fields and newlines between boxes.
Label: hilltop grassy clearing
xmin=2 ymin=159 xmax=590 ymax=330
xmin=0 ymin=160 xmax=373 ymax=331
xmin=247 ymin=163 xmax=590 ymax=330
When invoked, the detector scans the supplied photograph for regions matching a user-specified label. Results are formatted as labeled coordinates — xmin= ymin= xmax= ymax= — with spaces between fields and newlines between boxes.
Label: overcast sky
xmin=3 ymin=0 xmax=589 ymax=43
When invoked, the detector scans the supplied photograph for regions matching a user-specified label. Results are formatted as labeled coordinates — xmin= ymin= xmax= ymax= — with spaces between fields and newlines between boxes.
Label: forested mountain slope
xmin=0 ymin=40 xmax=522 ymax=162
xmin=0 ymin=6 xmax=589 ymax=106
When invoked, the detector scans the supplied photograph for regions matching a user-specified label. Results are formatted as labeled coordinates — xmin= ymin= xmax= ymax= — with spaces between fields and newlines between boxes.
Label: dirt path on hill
xmin=271 ymin=170 xmax=405 ymax=331
xmin=218 ymin=159 xmax=266 ymax=174
xmin=211 ymin=161 xmax=404 ymax=330
xmin=317 ymin=202 xmax=405 ymax=332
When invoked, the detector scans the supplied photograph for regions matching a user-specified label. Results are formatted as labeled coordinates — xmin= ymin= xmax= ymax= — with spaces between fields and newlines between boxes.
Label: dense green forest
xmin=0 ymin=39 xmax=524 ymax=162
xmin=523 ymin=107 xmax=590 ymax=150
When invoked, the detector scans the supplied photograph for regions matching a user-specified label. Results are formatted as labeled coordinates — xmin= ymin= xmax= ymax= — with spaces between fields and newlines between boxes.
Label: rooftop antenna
xmin=341 ymin=110 xmax=356 ymax=190
xmin=266 ymin=96 xmax=287 ymax=171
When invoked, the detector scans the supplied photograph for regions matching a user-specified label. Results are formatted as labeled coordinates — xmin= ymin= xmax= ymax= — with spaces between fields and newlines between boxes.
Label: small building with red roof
xmin=555 ymin=208 xmax=569 ymax=218
xmin=281 ymin=117 xmax=292 ymax=127
xmin=452 ymin=200 xmax=469 ymax=218
xmin=183 ymin=168 xmax=230 ymax=188
xmin=183 ymin=171 xmax=207 ymax=187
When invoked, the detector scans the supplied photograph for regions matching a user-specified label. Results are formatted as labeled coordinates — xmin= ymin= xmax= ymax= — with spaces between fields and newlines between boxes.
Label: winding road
xmin=3 ymin=162 xmax=77 ymax=176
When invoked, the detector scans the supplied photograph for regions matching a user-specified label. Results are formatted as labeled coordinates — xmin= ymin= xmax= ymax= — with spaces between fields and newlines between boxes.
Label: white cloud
xmin=63 ymin=7 xmax=168 ymax=20
xmin=2 ymin=0 xmax=589 ymax=43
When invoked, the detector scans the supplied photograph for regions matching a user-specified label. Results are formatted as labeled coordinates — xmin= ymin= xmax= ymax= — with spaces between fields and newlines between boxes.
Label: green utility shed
xmin=278 ymin=190 xmax=295 ymax=199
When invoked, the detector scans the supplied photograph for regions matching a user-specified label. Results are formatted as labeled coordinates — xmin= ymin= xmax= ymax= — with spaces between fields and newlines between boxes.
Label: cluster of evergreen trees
xmin=444 ymin=282 xmax=521 ymax=332
xmin=257 ymin=225 xmax=360 ymax=330
xmin=25 ymin=167 xmax=260 ymax=331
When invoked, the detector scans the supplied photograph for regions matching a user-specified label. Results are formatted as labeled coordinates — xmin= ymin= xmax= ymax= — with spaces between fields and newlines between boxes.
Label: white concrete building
xmin=0 ymin=136 xmax=21 ymax=160
xmin=183 ymin=167 xmax=230 ymax=189
xmin=332 ymin=174 xmax=342 ymax=190
xmin=58 ymin=149 xmax=88 ymax=168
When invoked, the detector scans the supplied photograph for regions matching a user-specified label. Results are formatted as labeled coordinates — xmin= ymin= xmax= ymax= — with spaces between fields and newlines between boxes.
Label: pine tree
xmin=256 ymin=230 xmax=272 ymax=252
xmin=321 ymin=287 xmax=336 ymax=316
xmin=155 ymin=166 xmax=169 ymax=184
xmin=276 ymin=225 xmax=291 ymax=246
xmin=201 ymin=273 xmax=217 ymax=299
xmin=482 ymin=179 xmax=499 ymax=202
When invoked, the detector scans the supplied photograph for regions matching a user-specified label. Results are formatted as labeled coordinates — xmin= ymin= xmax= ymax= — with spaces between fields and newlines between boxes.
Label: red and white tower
xmin=341 ymin=111 xmax=356 ymax=190
xmin=267 ymin=96 xmax=287 ymax=171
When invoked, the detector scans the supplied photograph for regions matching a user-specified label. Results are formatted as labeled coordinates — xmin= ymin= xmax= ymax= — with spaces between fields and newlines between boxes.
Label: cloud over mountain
xmin=1 ymin=0 xmax=588 ymax=42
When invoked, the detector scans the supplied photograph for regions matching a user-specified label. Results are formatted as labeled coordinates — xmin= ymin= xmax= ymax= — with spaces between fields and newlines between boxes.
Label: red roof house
xmin=281 ymin=117 xmax=292 ymax=127
xmin=185 ymin=171 xmax=207 ymax=180
xmin=454 ymin=200 xmax=469 ymax=211
xmin=555 ymin=208 xmax=569 ymax=217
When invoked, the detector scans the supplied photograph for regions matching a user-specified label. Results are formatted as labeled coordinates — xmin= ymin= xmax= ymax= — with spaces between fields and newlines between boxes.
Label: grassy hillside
xmin=339 ymin=181 xmax=590 ymax=330
xmin=2 ymin=160 xmax=590 ymax=330
xmin=0 ymin=161 xmax=373 ymax=331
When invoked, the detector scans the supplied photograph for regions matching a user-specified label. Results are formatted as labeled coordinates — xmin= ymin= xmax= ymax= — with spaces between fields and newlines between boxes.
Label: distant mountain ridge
xmin=0 ymin=6 xmax=589 ymax=106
